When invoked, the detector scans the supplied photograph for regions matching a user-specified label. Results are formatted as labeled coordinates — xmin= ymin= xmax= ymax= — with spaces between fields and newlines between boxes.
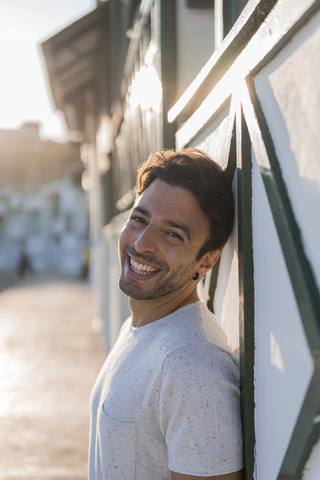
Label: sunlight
xmin=130 ymin=65 xmax=162 ymax=112
xmin=0 ymin=0 xmax=93 ymax=141
xmin=270 ymin=331 xmax=285 ymax=373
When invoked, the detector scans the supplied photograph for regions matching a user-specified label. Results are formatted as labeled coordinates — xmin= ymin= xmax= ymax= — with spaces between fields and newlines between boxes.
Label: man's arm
xmin=171 ymin=469 xmax=243 ymax=480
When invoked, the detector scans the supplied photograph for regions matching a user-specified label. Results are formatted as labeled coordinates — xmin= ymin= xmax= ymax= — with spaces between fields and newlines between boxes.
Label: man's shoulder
xmin=162 ymin=340 xmax=239 ymax=384
xmin=152 ymin=302 xmax=238 ymax=379
xmin=157 ymin=301 xmax=231 ymax=352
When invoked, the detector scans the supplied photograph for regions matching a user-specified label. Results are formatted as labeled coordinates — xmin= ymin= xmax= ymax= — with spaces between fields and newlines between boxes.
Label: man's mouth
xmin=129 ymin=256 xmax=160 ymax=275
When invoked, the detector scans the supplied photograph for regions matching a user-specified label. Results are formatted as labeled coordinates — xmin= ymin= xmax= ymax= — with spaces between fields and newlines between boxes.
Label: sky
xmin=0 ymin=0 xmax=96 ymax=142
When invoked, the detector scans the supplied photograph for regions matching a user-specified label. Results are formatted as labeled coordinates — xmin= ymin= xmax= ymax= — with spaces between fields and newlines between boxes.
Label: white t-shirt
xmin=89 ymin=301 xmax=243 ymax=480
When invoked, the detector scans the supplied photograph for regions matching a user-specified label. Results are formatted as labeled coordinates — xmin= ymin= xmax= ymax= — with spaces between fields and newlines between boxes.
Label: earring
xmin=193 ymin=272 xmax=199 ymax=281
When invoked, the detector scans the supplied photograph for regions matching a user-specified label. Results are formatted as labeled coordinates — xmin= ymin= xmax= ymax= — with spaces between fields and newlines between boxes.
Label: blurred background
xmin=0 ymin=0 xmax=96 ymax=283
xmin=0 ymin=2 xmax=103 ymax=479
xmin=1 ymin=0 xmax=320 ymax=479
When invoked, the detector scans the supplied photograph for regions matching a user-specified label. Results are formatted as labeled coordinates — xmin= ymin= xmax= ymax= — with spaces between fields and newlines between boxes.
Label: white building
xmin=0 ymin=123 xmax=88 ymax=274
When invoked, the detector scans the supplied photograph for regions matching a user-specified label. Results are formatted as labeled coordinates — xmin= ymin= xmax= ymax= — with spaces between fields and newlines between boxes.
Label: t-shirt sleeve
xmin=159 ymin=342 xmax=243 ymax=476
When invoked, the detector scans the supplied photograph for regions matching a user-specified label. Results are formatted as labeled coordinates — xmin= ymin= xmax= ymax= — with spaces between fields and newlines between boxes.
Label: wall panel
xmin=255 ymin=10 xmax=320 ymax=292
xmin=252 ymin=150 xmax=314 ymax=480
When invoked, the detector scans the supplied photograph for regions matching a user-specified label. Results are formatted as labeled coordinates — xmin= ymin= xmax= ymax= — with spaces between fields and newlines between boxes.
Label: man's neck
xmin=129 ymin=285 xmax=200 ymax=328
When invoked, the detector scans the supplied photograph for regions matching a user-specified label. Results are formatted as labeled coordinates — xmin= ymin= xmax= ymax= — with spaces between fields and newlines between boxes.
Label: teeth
xmin=130 ymin=258 xmax=159 ymax=275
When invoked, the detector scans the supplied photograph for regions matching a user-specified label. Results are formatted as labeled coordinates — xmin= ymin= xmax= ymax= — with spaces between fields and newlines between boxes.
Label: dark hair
xmin=136 ymin=148 xmax=234 ymax=260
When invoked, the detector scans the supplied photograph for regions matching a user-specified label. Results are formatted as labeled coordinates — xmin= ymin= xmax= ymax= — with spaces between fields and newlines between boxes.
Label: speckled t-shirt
xmin=88 ymin=301 xmax=243 ymax=479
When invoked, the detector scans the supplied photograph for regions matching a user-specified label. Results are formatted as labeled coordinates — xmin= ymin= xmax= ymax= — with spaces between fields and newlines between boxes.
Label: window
xmin=50 ymin=193 xmax=59 ymax=217
xmin=28 ymin=211 xmax=41 ymax=236
xmin=65 ymin=212 xmax=73 ymax=232
xmin=0 ymin=216 xmax=4 ymax=241
xmin=187 ymin=0 xmax=214 ymax=8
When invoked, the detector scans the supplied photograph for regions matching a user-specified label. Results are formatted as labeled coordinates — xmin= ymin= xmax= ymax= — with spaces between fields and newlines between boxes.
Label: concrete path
xmin=0 ymin=272 xmax=107 ymax=480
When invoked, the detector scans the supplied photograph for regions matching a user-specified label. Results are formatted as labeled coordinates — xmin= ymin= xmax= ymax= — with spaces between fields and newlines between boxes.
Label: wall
xmin=195 ymin=110 xmax=240 ymax=355
xmin=252 ymin=10 xmax=320 ymax=479
xmin=100 ymin=211 xmax=131 ymax=351
xmin=252 ymin=151 xmax=314 ymax=479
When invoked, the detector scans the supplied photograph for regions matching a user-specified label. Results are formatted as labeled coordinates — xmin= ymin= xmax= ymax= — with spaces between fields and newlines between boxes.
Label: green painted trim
xmin=160 ymin=0 xmax=177 ymax=149
xmin=224 ymin=90 xmax=238 ymax=184
xmin=207 ymin=257 xmax=221 ymax=314
xmin=241 ymin=78 xmax=320 ymax=480
xmin=236 ymin=100 xmax=256 ymax=480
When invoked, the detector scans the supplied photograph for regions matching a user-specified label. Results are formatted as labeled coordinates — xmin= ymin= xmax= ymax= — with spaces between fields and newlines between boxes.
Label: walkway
xmin=0 ymin=272 xmax=106 ymax=480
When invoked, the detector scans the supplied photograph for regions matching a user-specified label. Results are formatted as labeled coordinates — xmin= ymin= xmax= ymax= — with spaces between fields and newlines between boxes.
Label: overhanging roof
xmin=41 ymin=4 xmax=109 ymax=132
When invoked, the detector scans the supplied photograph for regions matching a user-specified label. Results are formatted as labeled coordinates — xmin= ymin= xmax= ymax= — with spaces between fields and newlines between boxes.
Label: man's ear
xmin=197 ymin=250 xmax=220 ymax=277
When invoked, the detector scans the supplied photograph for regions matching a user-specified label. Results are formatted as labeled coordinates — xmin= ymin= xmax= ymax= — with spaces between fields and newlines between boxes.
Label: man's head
xmin=118 ymin=148 xmax=234 ymax=301
xmin=136 ymin=148 xmax=234 ymax=260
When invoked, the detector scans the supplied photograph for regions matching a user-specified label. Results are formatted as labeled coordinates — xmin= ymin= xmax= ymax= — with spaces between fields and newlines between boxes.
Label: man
xmin=89 ymin=148 xmax=243 ymax=480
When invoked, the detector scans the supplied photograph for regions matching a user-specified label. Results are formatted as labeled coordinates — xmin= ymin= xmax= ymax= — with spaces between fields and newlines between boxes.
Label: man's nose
xmin=134 ymin=225 xmax=157 ymax=253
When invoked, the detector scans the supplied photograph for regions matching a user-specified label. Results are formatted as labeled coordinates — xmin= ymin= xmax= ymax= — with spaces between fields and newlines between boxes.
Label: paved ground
xmin=0 ymin=272 xmax=107 ymax=480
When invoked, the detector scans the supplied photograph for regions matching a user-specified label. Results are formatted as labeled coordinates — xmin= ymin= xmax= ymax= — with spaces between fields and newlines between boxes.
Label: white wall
xmin=252 ymin=150 xmax=314 ymax=480
xmin=101 ymin=211 xmax=131 ymax=351
xmin=195 ymin=110 xmax=240 ymax=354
xmin=253 ymin=13 xmax=320 ymax=477
xmin=255 ymin=9 xmax=320 ymax=294
xmin=213 ymin=174 xmax=239 ymax=355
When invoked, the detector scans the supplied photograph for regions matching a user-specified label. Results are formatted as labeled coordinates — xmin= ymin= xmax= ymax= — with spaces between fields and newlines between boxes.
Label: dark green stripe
xmin=207 ymin=257 xmax=221 ymax=314
xmin=237 ymin=102 xmax=256 ymax=480
xmin=225 ymin=117 xmax=237 ymax=189
xmin=160 ymin=0 xmax=177 ymax=149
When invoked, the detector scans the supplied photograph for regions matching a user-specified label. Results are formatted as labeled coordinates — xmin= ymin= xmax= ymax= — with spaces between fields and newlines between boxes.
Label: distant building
xmin=0 ymin=122 xmax=88 ymax=274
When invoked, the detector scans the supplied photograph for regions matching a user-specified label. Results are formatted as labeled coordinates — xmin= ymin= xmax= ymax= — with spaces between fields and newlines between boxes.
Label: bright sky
xmin=0 ymin=0 xmax=96 ymax=142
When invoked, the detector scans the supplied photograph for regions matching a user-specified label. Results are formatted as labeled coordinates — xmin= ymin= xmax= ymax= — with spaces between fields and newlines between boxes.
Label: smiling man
xmin=89 ymin=149 xmax=243 ymax=480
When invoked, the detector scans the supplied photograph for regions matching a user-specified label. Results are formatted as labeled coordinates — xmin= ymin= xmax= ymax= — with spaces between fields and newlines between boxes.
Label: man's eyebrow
xmin=164 ymin=220 xmax=191 ymax=242
xmin=132 ymin=206 xmax=150 ymax=218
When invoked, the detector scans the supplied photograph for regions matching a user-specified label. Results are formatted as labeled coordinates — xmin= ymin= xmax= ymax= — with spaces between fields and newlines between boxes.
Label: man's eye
xmin=131 ymin=216 xmax=145 ymax=223
xmin=168 ymin=231 xmax=183 ymax=241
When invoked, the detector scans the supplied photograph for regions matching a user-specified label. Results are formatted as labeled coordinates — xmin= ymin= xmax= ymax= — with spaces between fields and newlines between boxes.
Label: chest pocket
xmin=98 ymin=404 xmax=136 ymax=480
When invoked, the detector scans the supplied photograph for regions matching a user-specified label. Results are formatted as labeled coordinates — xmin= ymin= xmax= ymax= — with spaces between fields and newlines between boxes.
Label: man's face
xmin=118 ymin=179 xmax=211 ymax=301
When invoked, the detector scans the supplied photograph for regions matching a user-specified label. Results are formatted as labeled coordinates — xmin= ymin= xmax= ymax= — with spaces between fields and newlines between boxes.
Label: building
xmin=0 ymin=122 xmax=88 ymax=274
xmin=42 ymin=1 xmax=320 ymax=479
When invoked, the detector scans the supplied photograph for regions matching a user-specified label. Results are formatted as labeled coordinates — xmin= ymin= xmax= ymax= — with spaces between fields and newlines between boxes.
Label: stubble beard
xmin=118 ymin=246 xmax=197 ymax=301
